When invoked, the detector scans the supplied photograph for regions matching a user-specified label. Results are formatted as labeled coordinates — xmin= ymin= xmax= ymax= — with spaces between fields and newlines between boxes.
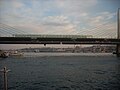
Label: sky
xmin=0 ymin=0 xmax=120 ymax=49
xmin=0 ymin=0 xmax=120 ymax=37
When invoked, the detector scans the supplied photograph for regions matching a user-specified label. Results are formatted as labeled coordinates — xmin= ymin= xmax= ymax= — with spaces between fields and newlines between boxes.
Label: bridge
xmin=0 ymin=9 xmax=120 ymax=57
xmin=0 ymin=35 xmax=120 ymax=56
xmin=0 ymin=35 xmax=119 ymax=45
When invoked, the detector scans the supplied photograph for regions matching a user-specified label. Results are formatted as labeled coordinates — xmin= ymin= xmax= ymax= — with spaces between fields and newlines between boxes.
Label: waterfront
xmin=0 ymin=53 xmax=120 ymax=90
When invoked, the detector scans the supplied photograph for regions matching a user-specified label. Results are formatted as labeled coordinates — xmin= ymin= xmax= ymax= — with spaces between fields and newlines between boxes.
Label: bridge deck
xmin=0 ymin=37 xmax=120 ymax=44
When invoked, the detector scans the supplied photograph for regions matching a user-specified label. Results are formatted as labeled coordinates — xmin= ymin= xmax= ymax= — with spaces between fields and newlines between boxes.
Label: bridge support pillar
xmin=116 ymin=8 xmax=120 ymax=57
xmin=116 ymin=44 xmax=120 ymax=57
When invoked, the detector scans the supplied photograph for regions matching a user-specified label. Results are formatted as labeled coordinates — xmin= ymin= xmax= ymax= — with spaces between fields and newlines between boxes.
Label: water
xmin=0 ymin=53 xmax=120 ymax=90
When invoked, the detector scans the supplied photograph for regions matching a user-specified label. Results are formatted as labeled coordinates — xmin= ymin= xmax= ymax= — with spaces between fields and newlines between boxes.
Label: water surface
xmin=0 ymin=53 xmax=120 ymax=90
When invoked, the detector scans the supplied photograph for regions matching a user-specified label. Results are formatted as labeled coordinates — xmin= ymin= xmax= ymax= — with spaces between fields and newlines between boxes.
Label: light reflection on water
xmin=0 ymin=53 xmax=120 ymax=90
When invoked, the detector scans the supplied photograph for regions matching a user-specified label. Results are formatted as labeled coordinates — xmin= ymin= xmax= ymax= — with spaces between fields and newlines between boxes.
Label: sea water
xmin=0 ymin=53 xmax=120 ymax=90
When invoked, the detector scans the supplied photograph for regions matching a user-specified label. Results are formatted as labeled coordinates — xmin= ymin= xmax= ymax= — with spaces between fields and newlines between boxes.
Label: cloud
xmin=8 ymin=15 xmax=78 ymax=35
xmin=85 ymin=12 xmax=116 ymax=27
xmin=99 ymin=12 xmax=116 ymax=20
xmin=0 ymin=0 xmax=117 ymax=38
xmin=78 ymin=22 xmax=117 ymax=38
xmin=55 ymin=0 xmax=97 ymax=11
xmin=42 ymin=16 xmax=70 ymax=26
xmin=76 ymin=11 xmax=117 ymax=38
xmin=12 ymin=0 xmax=24 ymax=8
xmin=42 ymin=15 xmax=78 ymax=34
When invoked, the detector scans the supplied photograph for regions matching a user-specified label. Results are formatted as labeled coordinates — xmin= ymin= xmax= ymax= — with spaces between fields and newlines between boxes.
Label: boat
xmin=9 ymin=51 xmax=23 ymax=56
xmin=0 ymin=52 xmax=9 ymax=58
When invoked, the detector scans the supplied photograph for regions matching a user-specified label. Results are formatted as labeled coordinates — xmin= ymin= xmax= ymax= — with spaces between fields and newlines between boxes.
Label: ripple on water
xmin=55 ymin=86 xmax=70 ymax=90
xmin=0 ymin=55 xmax=120 ymax=90
xmin=94 ymin=70 xmax=108 ymax=74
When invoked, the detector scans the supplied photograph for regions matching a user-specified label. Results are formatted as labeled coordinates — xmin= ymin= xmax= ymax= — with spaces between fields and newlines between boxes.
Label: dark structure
xmin=117 ymin=8 xmax=120 ymax=57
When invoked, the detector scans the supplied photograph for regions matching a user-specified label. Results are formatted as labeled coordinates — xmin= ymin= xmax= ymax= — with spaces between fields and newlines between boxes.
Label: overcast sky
xmin=0 ymin=0 xmax=120 ymax=37
xmin=0 ymin=0 xmax=120 ymax=49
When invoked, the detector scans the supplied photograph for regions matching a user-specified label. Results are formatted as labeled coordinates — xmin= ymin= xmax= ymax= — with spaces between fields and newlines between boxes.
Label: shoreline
xmin=23 ymin=52 xmax=114 ymax=57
